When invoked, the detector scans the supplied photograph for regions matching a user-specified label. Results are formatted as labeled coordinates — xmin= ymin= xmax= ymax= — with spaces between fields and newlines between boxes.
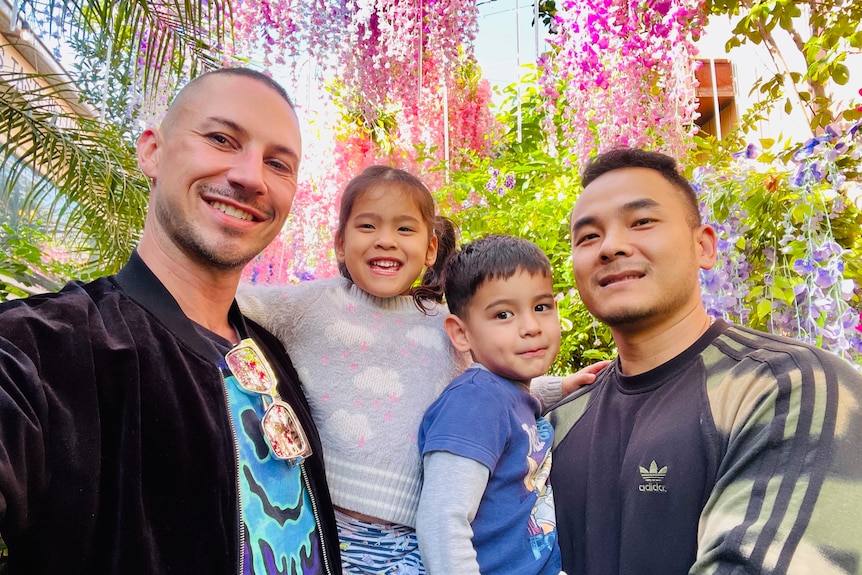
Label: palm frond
xmin=1 ymin=0 xmax=236 ymax=289
xmin=0 ymin=70 xmax=148 ymax=273
xmin=22 ymin=0 xmax=233 ymax=92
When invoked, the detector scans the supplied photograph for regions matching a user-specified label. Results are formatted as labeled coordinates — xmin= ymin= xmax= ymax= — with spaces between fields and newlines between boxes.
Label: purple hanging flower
xmin=815 ymin=268 xmax=837 ymax=289
xmin=792 ymin=259 xmax=815 ymax=274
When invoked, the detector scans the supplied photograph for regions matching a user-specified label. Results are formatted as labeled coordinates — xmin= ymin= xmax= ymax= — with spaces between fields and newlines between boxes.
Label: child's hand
xmin=561 ymin=360 xmax=611 ymax=396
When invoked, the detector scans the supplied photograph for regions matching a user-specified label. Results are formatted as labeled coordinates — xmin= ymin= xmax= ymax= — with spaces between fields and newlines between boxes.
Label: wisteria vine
xmin=232 ymin=0 xmax=479 ymax=124
xmin=696 ymin=122 xmax=862 ymax=364
xmin=538 ymin=0 xmax=704 ymax=165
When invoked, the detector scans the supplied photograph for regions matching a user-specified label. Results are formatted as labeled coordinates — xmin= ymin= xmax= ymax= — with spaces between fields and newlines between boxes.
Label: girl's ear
xmin=424 ymin=233 xmax=439 ymax=267
xmin=444 ymin=314 xmax=472 ymax=354
xmin=334 ymin=233 xmax=346 ymax=264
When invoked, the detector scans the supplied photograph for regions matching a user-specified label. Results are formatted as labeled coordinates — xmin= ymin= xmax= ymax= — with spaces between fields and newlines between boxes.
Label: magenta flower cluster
xmin=537 ymin=0 xmax=704 ymax=165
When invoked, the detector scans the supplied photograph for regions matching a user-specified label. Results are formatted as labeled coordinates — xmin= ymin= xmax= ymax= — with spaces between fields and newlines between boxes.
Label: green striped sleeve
xmin=695 ymin=325 xmax=862 ymax=574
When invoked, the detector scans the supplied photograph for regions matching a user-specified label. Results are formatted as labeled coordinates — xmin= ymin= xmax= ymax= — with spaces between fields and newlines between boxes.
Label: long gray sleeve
xmin=416 ymin=451 xmax=489 ymax=575
xmin=530 ymin=376 xmax=563 ymax=410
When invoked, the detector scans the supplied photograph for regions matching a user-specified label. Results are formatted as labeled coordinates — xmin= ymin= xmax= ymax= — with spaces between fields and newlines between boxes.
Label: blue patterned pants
xmin=336 ymin=510 xmax=426 ymax=575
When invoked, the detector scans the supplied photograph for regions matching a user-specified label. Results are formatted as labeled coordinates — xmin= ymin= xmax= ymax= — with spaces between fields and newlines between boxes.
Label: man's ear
xmin=136 ymin=128 xmax=161 ymax=179
xmin=444 ymin=314 xmax=472 ymax=354
xmin=695 ymin=224 xmax=718 ymax=271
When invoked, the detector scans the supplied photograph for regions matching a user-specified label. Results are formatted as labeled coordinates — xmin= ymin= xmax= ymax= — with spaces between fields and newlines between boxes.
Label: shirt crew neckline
xmin=614 ymin=319 xmax=727 ymax=394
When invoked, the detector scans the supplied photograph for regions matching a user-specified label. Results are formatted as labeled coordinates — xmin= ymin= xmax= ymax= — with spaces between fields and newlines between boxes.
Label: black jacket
xmin=0 ymin=253 xmax=341 ymax=573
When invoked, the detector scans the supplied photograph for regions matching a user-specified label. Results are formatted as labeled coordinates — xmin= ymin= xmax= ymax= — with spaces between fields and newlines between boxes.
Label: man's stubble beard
xmin=587 ymin=275 xmax=698 ymax=332
xmin=153 ymin=191 xmax=266 ymax=272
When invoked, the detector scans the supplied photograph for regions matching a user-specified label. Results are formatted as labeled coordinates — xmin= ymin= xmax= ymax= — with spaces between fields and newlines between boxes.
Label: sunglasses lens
xmin=262 ymin=402 xmax=312 ymax=462
xmin=226 ymin=344 xmax=273 ymax=394
xmin=225 ymin=340 xmax=311 ymax=464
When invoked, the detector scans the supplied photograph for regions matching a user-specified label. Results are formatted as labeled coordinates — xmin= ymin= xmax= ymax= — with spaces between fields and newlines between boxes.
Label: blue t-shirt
xmin=419 ymin=366 xmax=562 ymax=575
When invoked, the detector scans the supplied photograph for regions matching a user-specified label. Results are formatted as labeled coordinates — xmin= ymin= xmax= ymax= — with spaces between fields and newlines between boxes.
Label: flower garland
xmin=696 ymin=121 xmax=862 ymax=364
xmin=331 ymin=54 xmax=497 ymax=179
xmin=232 ymin=0 xmax=479 ymax=124
xmin=538 ymin=0 xmax=704 ymax=165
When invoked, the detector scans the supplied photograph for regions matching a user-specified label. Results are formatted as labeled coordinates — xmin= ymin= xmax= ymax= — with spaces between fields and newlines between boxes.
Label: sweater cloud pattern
xmin=238 ymin=277 xmax=465 ymax=527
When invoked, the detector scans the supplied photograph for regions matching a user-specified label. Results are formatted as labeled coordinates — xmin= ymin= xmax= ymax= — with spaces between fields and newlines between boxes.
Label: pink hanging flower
xmin=232 ymin=0 xmax=479 ymax=124
xmin=538 ymin=0 xmax=706 ymax=165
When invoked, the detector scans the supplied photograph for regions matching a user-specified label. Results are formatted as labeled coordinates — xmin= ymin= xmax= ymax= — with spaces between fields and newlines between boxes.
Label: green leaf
xmin=831 ymin=64 xmax=850 ymax=85
xmin=756 ymin=299 xmax=772 ymax=319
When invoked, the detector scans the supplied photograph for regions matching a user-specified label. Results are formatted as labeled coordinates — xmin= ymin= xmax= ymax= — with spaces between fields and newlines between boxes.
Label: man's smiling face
xmin=138 ymin=73 xmax=302 ymax=271
xmin=570 ymin=167 xmax=714 ymax=333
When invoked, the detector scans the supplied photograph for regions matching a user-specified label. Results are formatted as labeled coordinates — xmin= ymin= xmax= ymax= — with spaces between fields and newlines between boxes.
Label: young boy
xmin=417 ymin=234 xmax=564 ymax=575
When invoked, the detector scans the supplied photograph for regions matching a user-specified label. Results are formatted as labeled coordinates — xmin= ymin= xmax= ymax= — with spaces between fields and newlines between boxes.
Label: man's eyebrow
xmin=204 ymin=116 xmax=245 ymax=135
xmin=571 ymin=215 xmax=596 ymax=234
xmin=204 ymin=116 xmax=300 ymax=164
xmin=571 ymin=197 xmax=661 ymax=233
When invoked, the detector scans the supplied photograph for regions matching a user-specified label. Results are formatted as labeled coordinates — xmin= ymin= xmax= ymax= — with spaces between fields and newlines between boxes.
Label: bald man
xmin=0 ymin=68 xmax=341 ymax=574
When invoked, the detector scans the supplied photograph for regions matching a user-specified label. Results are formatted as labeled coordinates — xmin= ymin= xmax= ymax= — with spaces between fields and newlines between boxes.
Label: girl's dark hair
xmin=334 ymin=165 xmax=458 ymax=313
xmin=413 ymin=216 xmax=458 ymax=310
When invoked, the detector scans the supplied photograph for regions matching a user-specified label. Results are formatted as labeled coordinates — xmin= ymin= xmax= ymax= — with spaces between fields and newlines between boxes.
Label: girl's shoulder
xmin=238 ymin=276 xmax=347 ymax=311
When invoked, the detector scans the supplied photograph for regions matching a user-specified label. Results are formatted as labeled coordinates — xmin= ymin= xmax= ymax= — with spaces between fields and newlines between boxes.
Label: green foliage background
xmin=436 ymin=73 xmax=862 ymax=373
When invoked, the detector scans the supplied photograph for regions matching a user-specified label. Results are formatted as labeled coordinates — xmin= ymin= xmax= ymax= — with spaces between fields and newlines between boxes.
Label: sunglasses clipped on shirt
xmin=223 ymin=338 xmax=312 ymax=466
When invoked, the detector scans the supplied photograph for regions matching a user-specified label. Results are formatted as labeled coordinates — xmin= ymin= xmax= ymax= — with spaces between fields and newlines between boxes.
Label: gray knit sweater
xmin=238 ymin=277 xmax=467 ymax=527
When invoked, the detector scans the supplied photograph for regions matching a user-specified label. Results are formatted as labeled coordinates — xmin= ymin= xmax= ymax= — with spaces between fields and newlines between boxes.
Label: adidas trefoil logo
xmin=638 ymin=460 xmax=668 ymax=493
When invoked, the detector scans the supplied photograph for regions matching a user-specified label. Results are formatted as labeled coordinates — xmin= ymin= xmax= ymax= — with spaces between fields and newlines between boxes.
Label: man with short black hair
xmin=550 ymin=147 xmax=862 ymax=574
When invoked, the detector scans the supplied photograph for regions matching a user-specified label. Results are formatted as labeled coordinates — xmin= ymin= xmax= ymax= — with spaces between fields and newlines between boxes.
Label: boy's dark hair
xmin=581 ymin=147 xmax=701 ymax=227
xmin=335 ymin=165 xmax=458 ymax=312
xmin=443 ymin=234 xmax=552 ymax=318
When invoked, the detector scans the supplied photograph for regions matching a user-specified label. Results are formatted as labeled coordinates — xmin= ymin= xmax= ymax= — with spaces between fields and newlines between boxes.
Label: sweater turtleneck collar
xmin=340 ymin=276 xmax=446 ymax=315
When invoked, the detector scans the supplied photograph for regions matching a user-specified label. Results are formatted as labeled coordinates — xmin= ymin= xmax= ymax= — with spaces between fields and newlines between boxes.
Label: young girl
xmin=238 ymin=165 xmax=466 ymax=574
xmin=238 ymin=165 xmax=602 ymax=573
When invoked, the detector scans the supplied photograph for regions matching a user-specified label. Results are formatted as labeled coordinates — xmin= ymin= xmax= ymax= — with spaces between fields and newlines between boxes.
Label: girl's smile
xmin=336 ymin=185 xmax=439 ymax=298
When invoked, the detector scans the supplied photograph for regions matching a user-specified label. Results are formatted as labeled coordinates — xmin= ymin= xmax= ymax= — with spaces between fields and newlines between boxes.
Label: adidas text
xmin=638 ymin=483 xmax=667 ymax=493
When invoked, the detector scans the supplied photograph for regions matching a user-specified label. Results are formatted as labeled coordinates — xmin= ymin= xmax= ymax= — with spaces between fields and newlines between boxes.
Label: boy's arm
xmin=531 ymin=360 xmax=610 ymax=410
xmin=416 ymin=451 xmax=489 ymax=575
